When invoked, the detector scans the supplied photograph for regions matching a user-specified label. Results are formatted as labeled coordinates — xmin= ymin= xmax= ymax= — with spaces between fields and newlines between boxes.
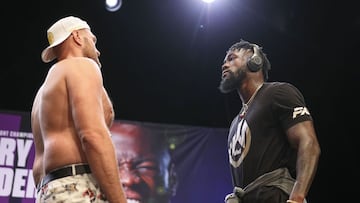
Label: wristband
xmin=286 ymin=200 xmax=299 ymax=203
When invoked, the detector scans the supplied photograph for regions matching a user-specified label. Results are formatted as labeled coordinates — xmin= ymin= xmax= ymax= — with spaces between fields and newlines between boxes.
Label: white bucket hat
xmin=41 ymin=16 xmax=90 ymax=63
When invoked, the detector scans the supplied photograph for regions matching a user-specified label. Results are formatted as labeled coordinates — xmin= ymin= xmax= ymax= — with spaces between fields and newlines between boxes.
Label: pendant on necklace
xmin=239 ymin=104 xmax=248 ymax=119
xmin=238 ymin=83 xmax=263 ymax=119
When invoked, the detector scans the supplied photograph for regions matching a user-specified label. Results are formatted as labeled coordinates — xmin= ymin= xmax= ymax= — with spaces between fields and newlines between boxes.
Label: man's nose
xmin=119 ymin=167 xmax=141 ymax=185
xmin=222 ymin=62 xmax=229 ymax=71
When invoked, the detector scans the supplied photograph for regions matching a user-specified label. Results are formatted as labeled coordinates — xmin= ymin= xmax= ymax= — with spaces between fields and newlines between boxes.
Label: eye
xmin=227 ymin=54 xmax=237 ymax=62
xmin=135 ymin=162 xmax=158 ymax=176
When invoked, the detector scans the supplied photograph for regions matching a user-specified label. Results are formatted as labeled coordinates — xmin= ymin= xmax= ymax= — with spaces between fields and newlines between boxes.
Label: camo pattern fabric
xmin=36 ymin=173 xmax=108 ymax=203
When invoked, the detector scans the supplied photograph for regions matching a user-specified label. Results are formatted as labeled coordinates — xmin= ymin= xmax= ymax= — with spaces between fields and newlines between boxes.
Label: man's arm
xmin=66 ymin=58 xmax=126 ymax=203
xmin=286 ymin=120 xmax=321 ymax=203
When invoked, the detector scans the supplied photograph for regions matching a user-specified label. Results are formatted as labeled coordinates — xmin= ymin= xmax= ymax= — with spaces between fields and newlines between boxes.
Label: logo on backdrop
xmin=0 ymin=113 xmax=36 ymax=202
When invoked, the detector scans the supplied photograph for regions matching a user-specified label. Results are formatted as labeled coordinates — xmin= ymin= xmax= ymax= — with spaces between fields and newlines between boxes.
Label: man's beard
xmin=218 ymin=69 xmax=245 ymax=93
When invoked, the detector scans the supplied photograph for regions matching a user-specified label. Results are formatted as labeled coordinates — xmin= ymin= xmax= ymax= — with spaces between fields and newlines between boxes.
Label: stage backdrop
xmin=0 ymin=110 xmax=232 ymax=203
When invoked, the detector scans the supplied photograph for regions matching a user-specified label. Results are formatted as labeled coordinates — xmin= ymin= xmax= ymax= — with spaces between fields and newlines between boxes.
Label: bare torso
xmin=31 ymin=58 xmax=114 ymax=186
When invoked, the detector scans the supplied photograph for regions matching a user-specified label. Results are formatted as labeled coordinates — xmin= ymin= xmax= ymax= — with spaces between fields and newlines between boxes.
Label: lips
xmin=222 ymin=70 xmax=229 ymax=79
xmin=124 ymin=189 xmax=142 ymax=203
xmin=127 ymin=199 xmax=141 ymax=203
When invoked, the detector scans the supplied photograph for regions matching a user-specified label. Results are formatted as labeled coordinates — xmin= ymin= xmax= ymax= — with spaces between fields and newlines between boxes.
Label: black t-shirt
xmin=227 ymin=82 xmax=313 ymax=187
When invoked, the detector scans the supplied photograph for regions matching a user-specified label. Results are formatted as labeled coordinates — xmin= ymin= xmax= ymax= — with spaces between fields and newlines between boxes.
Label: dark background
xmin=2 ymin=0 xmax=358 ymax=201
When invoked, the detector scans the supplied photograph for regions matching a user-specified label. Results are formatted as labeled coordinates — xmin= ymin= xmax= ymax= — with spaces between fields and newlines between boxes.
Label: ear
xmin=71 ymin=30 xmax=83 ymax=46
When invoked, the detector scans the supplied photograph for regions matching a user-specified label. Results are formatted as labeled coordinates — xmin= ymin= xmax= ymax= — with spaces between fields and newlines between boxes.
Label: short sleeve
xmin=272 ymin=83 xmax=313 ymax=130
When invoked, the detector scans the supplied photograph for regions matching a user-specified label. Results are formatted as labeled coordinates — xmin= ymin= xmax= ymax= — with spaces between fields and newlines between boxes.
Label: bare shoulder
xmin=52 ymin=57 xmax=102 ymax=81
xmin=57 ymin=57 xmax=100 ymax=72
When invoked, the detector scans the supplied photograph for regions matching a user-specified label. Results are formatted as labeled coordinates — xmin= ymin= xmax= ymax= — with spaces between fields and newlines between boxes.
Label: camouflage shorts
xmin=36 ymin=173 xmax=107 ymax=203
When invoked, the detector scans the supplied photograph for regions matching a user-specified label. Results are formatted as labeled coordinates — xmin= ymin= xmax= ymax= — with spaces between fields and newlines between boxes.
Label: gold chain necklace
xmin=239 ymin=83 xmax=263 ymax=118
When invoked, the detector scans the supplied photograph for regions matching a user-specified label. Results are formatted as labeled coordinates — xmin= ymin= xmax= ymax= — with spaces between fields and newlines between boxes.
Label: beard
xmin=218 ymin=69 xmax=245 ymax=93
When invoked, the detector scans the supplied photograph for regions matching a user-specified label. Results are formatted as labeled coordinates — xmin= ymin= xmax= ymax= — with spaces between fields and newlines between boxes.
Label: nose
xmin=119 ymin=167 xmax=141 ymax=186
xmin=222 ymin=62 xmax=229 ymax=71
xmin=96 ymin=49 xmax=101 ymax=57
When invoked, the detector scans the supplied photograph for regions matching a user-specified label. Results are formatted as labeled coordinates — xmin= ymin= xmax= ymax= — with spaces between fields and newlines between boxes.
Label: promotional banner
xmin=0 ymin=111 xmax=36 ymax=203
xmin=0 ymin=110 xmax=232 ymax=203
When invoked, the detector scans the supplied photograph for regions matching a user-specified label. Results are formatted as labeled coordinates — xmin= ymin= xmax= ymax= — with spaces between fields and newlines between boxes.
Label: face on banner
xmin=110 ymin=121 xmax=176 ymax=203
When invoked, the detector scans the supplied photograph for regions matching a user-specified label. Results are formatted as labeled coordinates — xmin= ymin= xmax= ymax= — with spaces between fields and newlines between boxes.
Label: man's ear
xmin=71 ymin=30 xmax=83 ymax=46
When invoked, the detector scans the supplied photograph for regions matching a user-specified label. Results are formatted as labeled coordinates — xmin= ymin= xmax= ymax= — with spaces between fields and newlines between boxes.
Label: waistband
xmin=225 ymin=168 xmax=297 ymax=203
xmin=37 ymin=164 xmax=91 ymax=192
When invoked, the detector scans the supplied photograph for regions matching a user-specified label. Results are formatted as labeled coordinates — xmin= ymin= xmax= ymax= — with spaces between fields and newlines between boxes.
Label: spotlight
xmin=105 ymin=0 xmax=122 ymax=12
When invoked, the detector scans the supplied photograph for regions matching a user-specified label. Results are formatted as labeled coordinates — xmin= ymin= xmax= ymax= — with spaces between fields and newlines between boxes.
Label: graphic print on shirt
xmin=293 ymin=106 xmax=310 ymax=118
xmin=229 ymin=118 xmax=251 ymax=168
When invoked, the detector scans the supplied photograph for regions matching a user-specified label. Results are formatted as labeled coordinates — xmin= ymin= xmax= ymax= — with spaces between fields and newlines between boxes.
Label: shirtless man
xmin=31 ymin=16 xmax=126 ymax=203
